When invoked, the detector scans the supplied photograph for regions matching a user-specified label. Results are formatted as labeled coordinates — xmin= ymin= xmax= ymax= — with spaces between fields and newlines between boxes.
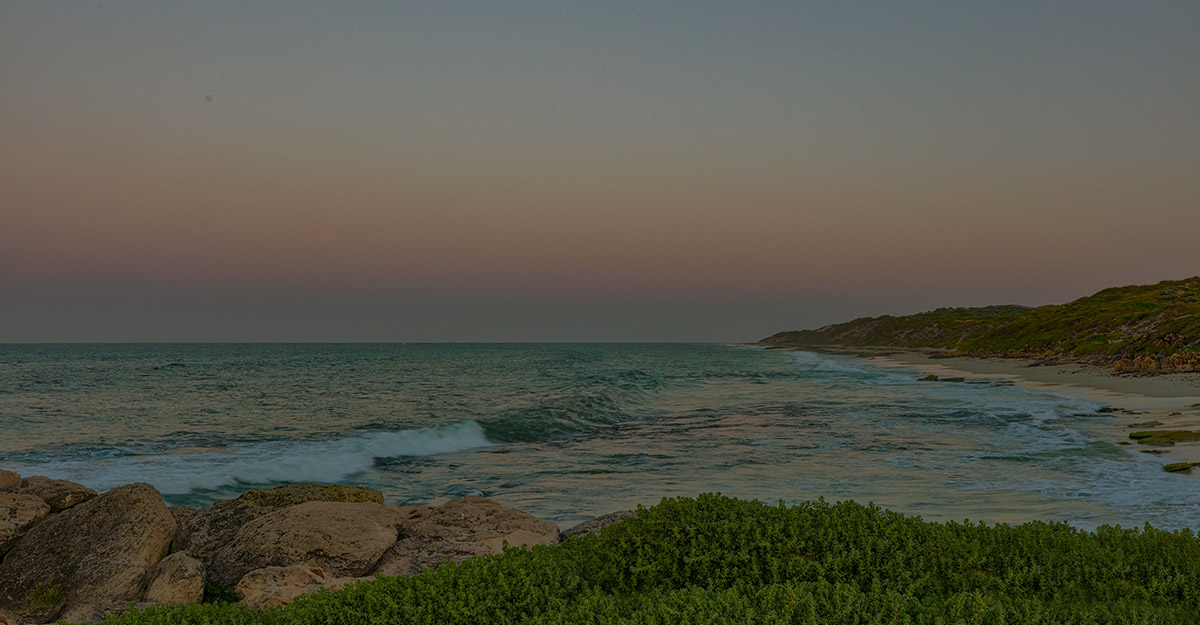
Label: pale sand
xmin=830 ymin=347 xmax=1200 ymax=469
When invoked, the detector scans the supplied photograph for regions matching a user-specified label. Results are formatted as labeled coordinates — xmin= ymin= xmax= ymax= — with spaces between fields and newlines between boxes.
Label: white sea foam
xmin=27 ymin=420 xmax=494 ymax=496
xmin=789 ymin=351 xmax=823 ymax=366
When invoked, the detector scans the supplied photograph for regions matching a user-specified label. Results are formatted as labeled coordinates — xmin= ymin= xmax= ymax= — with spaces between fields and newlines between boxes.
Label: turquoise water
xmin=2 ymin=343 xmax=1198 ymax=530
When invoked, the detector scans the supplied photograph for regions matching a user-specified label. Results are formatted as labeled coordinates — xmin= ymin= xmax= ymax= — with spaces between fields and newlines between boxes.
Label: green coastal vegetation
xmin=88 ymin=494 xmax=1199 ymax=625
xmin=759 ymin=277 xmax=1200 ymax=373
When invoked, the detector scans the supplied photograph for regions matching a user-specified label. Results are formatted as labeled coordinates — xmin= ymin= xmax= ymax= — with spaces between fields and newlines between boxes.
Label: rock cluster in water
xmin=0 ymin=473 xmax=578 ymax=624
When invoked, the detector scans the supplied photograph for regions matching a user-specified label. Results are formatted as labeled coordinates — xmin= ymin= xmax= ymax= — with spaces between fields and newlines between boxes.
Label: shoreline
xmin=781 ymin=345 xmax=1200 ymax=468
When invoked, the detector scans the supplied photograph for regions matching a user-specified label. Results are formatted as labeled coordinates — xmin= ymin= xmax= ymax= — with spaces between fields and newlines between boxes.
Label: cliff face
xmin=761 ymin=277 xmax=1200 ymax=373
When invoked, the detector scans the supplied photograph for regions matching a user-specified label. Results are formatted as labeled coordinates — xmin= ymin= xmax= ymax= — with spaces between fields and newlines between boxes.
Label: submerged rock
xmin=917 ymin=375 xmax=939 ymax=382
xmin=1128 ymin=430 xmax=1200 ymax=446
xmin=1163 ymin=462 xmax=1200 ymax=473
xmin=0 ymin=476 xmax=96 ymax=513
xmin=374 ymin=496 xmax=560 ymax=577
xmin=207 ymin=501 xmax=403 ymax=591
xmin=0 ymin=493 xmax=49 ymax=556
xmin=0 ymin=483 xmax=175 ymax=624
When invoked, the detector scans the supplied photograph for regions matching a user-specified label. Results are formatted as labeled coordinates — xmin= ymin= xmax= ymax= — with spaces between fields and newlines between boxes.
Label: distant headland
xmin=760 ymin=277 xmax=1200 ymax=375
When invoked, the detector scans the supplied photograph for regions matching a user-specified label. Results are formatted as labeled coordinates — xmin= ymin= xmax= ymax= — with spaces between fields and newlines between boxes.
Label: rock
xmin=0 ymin=483 xmax=176 ymax=624
xmin=561 ymin=510 xmax=636 ymax=539
xmin=173 ymin=500 xmax=279 ymax=561
xmin=1128 ymin=421 xmax=1164 ymax=428
xmin=0 ymin=470 xmax=18 ymax=489
xmin=58 ymin=599 xmax=135 ymax=624
xmin=174 ymin=483 xmax=384 ymax=560
xmin=169 ymin=505 xmax=198 ymax=528
xmin=942 ymin=377 xmax=966 ymax=383
xmin=0 ymin=476 xmax=96 ymax=512
xmin=207 ymin=501 xmax=403 ymax=591
xmin=374 ymin=497 xmax=560 ymax=577
xmin=1129 ymin=430 xmax=1200 ymax=446
xmin=234 ymin=482 xmax=384 ymax=507
xmin=235 ymin=564 xmax=362 ymax=609
xmin=0 ymin=493 xmax=50 ymax=556
xmin=144 ymin=552 xmax=205 ymax=605
xmin=917 ymin=375 xmax=939 ymax=382
xmin=1163 ymin=462 xmax=1200 ymax=473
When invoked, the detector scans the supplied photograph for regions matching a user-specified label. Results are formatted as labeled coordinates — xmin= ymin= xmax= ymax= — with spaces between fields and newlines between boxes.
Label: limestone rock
xmin=144 ymin=552 xmax=205 ymax=605
xmin=169 ymin=505 xmax=198 ymax=529
xmin=207 ymin=501 xmax=403 ymax=591
xmin=172 ymin=500 xmax=279 ymax=561
xmin=174 ymin=483 xmax=384 ymax=560
xmin=0 ymin=493 xmax=50 ymax=555
xmin=374 ymin=497 xmax=560 ymax=577
xmin=0 ymin=483 xmax=176 ymax=624
xmin=235 ymin=564 xmax=362 ymax=609
xmin=0 ymin=470 xmax=18 ymax=488
xmin=0 ymin=476 xmax=96 ymax=512
xmin=561 ymin=510 xmax=636 ymax=539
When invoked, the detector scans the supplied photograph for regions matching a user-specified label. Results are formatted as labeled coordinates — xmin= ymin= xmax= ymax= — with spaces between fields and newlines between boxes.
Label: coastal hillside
xmin=760 ymin=277 xmax=1200 ymax=373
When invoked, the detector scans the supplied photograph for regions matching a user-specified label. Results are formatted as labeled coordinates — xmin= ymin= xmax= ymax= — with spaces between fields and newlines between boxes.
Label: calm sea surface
xmin=2 ymin=343 xmax=1197 ymax=530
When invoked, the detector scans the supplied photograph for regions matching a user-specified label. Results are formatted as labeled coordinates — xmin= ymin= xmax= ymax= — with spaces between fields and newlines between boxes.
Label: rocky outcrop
xmin=235 ymin=565 xmax=362 ymax=609
xmin=173 ymin=483 xmax=386 ymax=560
xmin=207 ymin=501 xmax=404 ymax=591
xmin=1114 ymin=352 xmax=1200 ymax=374
xmin=561 ymin=510 xmax=636 ymax=539
xmin=374 ymin=497 xmax=559 ymax=577
xmin=0 ymin=470 xmax=18 ymax=488
xmin=0 ymin=476 xmax=96 ymax=512
xmin=0 ymin=493 xmax=50 ymax=555
xmin=0 ymin=483 xmax=176 ymax=624
xmin=144 ymin=552 xmax=205 ymax=605
xmin=0 ymin=480 xmax=570 ymax=618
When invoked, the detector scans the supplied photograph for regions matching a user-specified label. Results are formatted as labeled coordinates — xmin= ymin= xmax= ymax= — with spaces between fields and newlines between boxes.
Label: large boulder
xmin=0 ymin=493 xmax=50 ymax=555
xmin=144 ymin=552 xmax=205 ymax=605
xmin=374 ymin=497 xmax=560 ymax=577
xmin=173 ymin=483 xmax=385 ymax=560
xmin=207 ymin=501 xmax=404 ymax=591
xmin=0 ymin=483 xmax=176 ymax=624
xmin=0 ymin=470 xmax=18 ymax=488
xmin=0 ymin=476 xmax=96 ymax=512
xmin=172 ymin=499 xmax=278 ymax=561
xmin=235 ymin=564 xmax=362 ymax=609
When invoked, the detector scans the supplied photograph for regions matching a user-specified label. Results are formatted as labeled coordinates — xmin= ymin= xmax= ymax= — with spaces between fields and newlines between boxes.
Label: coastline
xmin=807 ymin=346 xmax=1200 ymax=468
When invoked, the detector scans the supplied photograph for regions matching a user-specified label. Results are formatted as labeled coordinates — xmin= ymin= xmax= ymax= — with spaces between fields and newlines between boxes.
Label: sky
xmin=2 ymin=2 xmax=1198 ymax=342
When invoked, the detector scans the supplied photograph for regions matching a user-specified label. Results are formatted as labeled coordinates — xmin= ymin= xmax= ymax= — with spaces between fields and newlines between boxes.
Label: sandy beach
xmin=837 ymin=347 xmax=1200 ymax=468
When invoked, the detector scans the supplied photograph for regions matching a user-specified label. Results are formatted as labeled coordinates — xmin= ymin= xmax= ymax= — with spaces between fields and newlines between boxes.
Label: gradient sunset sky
xmin=2 ymin=2 xmax=1197 ymax=341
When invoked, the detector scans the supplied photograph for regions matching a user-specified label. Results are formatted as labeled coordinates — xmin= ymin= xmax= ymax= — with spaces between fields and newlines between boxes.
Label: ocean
xmin=2 ymin=343 xmax=1197 ymax=530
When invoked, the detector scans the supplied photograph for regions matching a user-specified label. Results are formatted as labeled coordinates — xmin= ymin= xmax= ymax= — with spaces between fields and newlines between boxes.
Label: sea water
xmin=2 ymin=343 xmax=1198 ymax=530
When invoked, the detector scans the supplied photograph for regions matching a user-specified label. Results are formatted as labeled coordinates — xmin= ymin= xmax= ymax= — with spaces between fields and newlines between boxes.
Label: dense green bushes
xmin=93 ymin=494 xmax=1200 ymax=624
